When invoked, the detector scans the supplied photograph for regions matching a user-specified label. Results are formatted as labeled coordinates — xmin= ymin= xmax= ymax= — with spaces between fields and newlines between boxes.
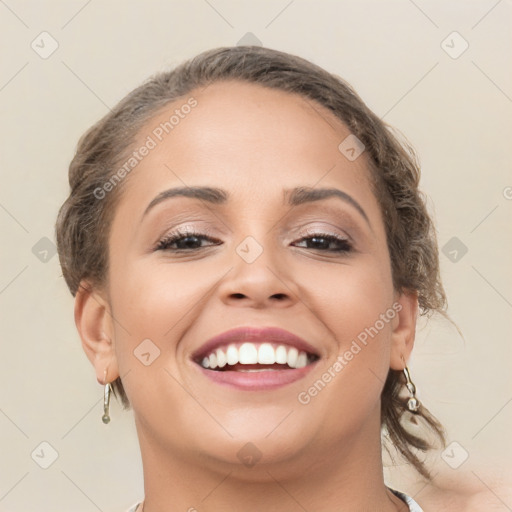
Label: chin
xmin=225 ymin=420 xmax=322 ymax=465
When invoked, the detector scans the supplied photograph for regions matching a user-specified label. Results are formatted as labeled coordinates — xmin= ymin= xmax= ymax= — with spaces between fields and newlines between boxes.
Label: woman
xmin=55 ymin=46 xmax=447 ymax=511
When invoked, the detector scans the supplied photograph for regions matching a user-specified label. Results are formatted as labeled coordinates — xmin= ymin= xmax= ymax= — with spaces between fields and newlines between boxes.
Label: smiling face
xmin=78 ymin=80 xmax=417 ymax=476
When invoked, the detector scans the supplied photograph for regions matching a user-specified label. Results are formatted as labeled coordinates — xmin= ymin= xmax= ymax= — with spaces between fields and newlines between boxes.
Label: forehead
xmin=120 ymin=80 xmax=373 ymax=204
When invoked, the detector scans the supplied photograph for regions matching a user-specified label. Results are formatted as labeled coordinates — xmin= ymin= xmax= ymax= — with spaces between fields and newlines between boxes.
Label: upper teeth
xmin=200 ymin=342 xmax=310 ymax=370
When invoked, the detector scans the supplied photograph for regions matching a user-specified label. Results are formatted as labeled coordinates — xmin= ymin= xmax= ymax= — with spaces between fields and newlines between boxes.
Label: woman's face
xmin=89 ymin=80 xmax=415 ymax=473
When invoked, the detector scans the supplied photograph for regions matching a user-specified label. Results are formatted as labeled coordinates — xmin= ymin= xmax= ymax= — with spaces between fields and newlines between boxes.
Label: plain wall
xmin=0 ymin=1 xmax=511 ymax=510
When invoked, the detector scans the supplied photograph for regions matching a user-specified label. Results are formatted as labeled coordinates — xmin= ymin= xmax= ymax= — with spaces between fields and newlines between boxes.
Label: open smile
xmin=191 ymin=327 xmax=321 ymax=390
xmin=196 ymin=341 xmax=319 ymax=371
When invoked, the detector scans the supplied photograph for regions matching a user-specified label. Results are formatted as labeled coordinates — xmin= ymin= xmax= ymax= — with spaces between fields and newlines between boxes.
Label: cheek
xmin=294 ymin=257 xmax=395 ymax=419
xmin=107 ymin=262 xmax=198 ymax=419
xmin=300 ymin=253 xmax=395 ymax=343
xmin=108 ymin=258 xmax=216 ymax=371
xmin=296 ymin=313 xmax=394 ymax=445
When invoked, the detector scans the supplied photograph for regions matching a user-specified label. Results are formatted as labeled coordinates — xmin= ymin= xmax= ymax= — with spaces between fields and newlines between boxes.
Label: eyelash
xmin=155 ymin=228 xmax=353 ymax=253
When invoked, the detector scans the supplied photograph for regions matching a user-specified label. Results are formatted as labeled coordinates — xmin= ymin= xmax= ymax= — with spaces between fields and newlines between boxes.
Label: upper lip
xmin=191 ymin=326 xmax=320 ymax=362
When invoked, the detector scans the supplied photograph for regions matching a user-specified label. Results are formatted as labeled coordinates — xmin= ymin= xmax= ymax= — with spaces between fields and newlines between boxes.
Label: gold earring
xmin=102 ymin=369 xmax=111 ymax=424
xmin=402 ymin=357 xmax=420 ymax=412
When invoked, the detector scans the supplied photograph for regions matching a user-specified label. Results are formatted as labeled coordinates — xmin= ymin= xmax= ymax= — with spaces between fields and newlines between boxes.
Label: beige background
xmin=1 ymin=1 xmax=511 ymax=511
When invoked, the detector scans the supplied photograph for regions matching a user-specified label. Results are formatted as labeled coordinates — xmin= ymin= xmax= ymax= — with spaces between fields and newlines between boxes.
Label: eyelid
xmin=150 ymin=210 xmax=360 ymax=252
xmin=299 ymin=225 xmax=349 ymax=237
xmin=288 ymin=222 xmax=354 ymax=243
xmin=154 ymin=220 xmax=217 ymax=241
xmin=153 ymin=224 xmax=216 ymax=249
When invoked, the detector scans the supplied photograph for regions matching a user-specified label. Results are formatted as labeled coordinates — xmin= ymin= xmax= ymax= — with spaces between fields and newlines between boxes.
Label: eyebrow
xmin=142 ymin=186 xmax=370 ymax=226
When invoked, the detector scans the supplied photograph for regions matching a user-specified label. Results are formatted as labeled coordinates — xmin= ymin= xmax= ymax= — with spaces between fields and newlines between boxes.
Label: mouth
xmin=191 ymin=327 xmax=321 ymax=390
xmin=195 ymin=342 xmax=319 ymax=371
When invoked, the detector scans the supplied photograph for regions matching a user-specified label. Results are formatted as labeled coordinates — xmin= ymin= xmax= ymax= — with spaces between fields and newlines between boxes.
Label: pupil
xmin=181 ymin=236 xmax=198 ymax=248
xmin=312 ymin=237 xmax=328 ymax=249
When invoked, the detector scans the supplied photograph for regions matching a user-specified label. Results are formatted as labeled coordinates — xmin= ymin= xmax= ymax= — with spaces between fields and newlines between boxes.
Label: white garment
xmin=126 ymin=489 xmax=423 ymax=511
xmin=390 ymin=488 xmax=424 ymax=511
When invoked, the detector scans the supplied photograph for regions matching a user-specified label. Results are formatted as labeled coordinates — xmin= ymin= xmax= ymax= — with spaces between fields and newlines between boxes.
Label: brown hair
xmin=55 ymin=46 xmax=446 ymax=478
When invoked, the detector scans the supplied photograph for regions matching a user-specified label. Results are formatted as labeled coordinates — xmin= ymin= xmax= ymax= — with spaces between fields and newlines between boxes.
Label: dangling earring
xmin=102 ymin=368 xmax=111 ymax=424
xmin=402 ymin=356 xmax=420 ymax=412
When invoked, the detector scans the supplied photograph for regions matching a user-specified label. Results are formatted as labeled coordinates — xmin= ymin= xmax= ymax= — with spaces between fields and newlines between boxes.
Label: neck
xmin=135 ymin=412 xmax=404 ymax=512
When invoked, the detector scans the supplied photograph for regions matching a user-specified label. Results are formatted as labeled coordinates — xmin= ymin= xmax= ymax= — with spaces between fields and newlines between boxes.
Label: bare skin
xmin=75 ymin=80 xmax=440 ymax=511
xmin=410 ymin=465 xmax=512 ymax=511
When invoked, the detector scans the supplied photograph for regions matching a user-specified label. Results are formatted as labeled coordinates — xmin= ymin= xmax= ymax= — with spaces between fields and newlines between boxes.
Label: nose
xmin=218 ymin=238 xmax=297 ymax=309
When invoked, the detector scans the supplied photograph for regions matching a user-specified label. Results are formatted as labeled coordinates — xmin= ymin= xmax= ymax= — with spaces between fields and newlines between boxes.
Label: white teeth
xmin=216 ymin=348 xmax=227 ymax=368
xmin=239 ymin=342 xmax=258 ymax=364
xmin=275 ymin=345 xmax=287 ymax=364
xmin=226 ymin=344 xmax=238 ymax=365
xmin=258 ymin=343 xmax=275 ymax=364
xmin=287 ymin=347 xmax=298 ymax=368
xmin=296 ymin=352 xmax=308 ymax=369
xmin=199 ymin=342 xmax=313 ymax=370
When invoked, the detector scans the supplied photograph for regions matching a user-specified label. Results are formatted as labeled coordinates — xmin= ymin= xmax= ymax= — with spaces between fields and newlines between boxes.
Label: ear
xmin=74 ymin=281 xmax=119 ymax=385
xmin=389 ymin=289 xmax=419 ymax=370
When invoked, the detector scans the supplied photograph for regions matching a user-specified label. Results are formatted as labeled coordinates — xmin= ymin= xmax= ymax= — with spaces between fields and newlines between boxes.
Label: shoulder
xmin=463 ymin=486 xmax=512 ymax=510
xmin=420 ymin=487 xmax=512 ymax=512
xmin=415 ymin=467 xmax=512 ymax=512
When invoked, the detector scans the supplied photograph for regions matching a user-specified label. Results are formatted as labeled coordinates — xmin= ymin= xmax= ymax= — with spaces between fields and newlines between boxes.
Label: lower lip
xmin=195 ymin=363 xmax=317 ymax=391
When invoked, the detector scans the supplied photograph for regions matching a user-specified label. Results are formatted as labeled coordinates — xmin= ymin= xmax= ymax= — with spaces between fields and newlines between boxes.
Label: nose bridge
xmin=220 ymin=226 xmax=294 ymax=305
xmin=230 ymin=203 xmax=280 ymax=268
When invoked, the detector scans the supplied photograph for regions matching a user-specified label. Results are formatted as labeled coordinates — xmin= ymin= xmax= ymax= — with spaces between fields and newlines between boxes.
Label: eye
xmin=155 ymin=229 xmax=353 ymax=253
xmin=292 ymin=232 xmax=352 ymax=253
xmin=155 ymin=228 xmax=222 ymax=252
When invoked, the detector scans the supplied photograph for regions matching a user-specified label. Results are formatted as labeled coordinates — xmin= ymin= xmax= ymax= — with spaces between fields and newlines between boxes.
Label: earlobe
xmin=74 ymin=281 xmax=119 ymax=384
xmin=389 ymin=290 xmax=419 ymax=370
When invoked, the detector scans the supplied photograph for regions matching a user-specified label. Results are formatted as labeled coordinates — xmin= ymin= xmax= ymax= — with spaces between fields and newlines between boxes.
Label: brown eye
xmin=155 ymin=229 xmax=221 ymax=251
xmin=293 ymin=233 xmax=352 ymax=253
